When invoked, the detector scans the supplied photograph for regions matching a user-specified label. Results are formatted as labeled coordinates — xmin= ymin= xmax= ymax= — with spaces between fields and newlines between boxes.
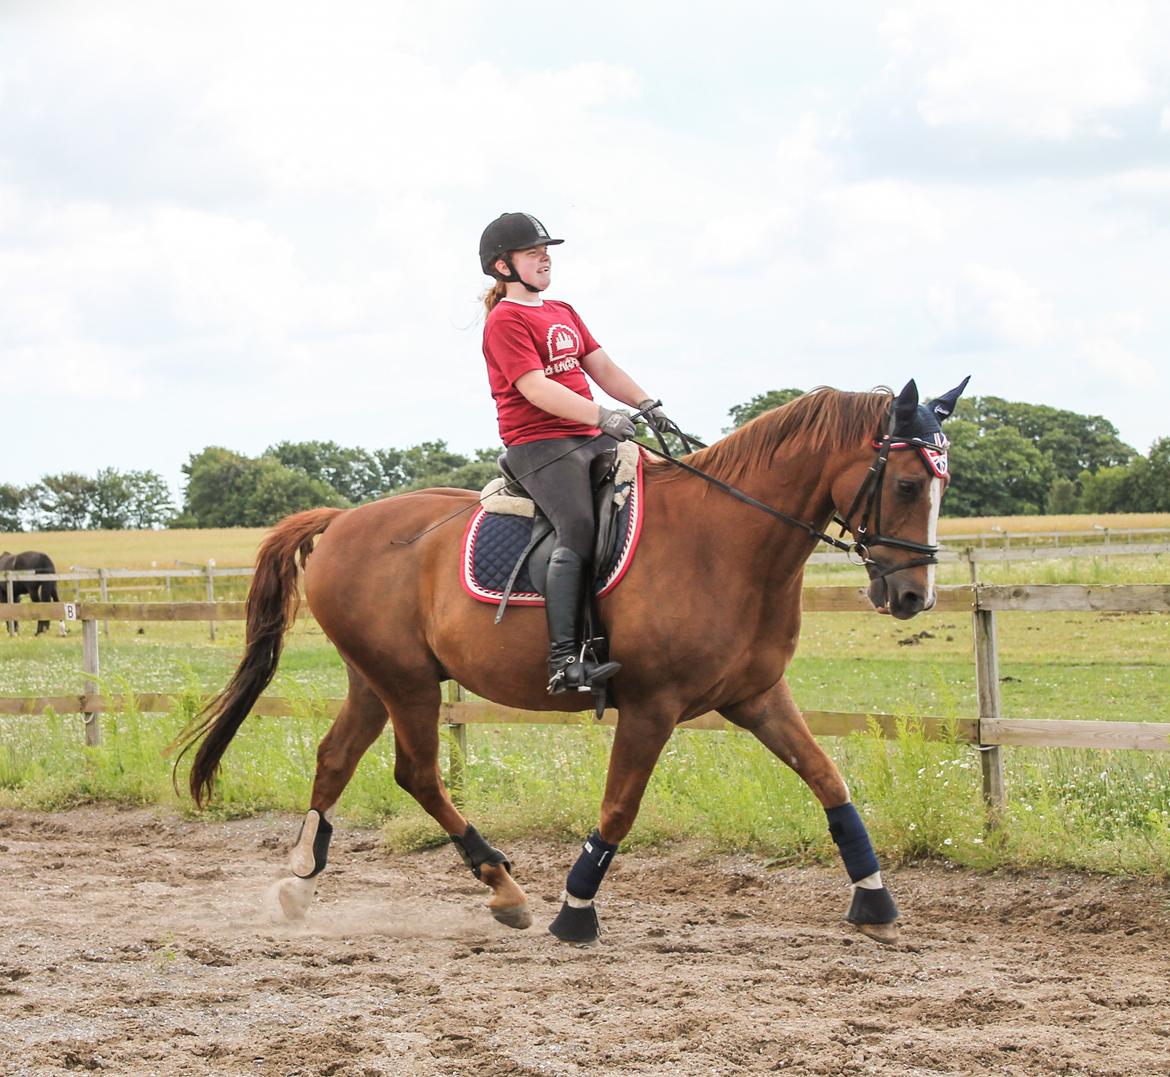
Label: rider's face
xmin=502 ymin=245 xmax=551 ymax=291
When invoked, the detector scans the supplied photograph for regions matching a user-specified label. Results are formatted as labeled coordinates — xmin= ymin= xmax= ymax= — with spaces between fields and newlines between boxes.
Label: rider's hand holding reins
xmin=597 ymin=405 xmax=637 ymax=441
xmin=636 ymin=398 xmax=673 ymax=436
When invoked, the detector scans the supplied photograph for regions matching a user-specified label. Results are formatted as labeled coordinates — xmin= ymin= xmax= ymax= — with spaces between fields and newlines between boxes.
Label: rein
xmin=392 ymin=400 xmax=942 ymax=580
xmin=640 ymin=404 xmax=942 ymax=580
xmin=636 ymin=440 xmax=856 ymax=555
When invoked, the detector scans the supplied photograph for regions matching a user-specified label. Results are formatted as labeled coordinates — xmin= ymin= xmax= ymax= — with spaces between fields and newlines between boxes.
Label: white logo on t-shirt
xmin=544 ymin=323 xmax=582 ymax=375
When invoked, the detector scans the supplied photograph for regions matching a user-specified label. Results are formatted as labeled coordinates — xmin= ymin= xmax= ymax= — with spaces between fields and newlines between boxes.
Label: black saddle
xmin=495 ymin=447 xmax=625 ymax=597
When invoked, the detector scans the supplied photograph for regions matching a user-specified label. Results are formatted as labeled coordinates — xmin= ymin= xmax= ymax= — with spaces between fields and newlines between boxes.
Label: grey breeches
xmin=503 ymin=436 xmax=612 ymax=560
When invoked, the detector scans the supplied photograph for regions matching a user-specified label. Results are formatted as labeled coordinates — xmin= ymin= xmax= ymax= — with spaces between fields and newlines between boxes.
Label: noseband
xmin=642 ymin=403 xmax=943 ymax=581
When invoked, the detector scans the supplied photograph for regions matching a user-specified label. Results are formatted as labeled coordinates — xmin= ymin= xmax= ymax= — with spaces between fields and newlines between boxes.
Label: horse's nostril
xmin=898 ymin=592 xmax=925 ymax=616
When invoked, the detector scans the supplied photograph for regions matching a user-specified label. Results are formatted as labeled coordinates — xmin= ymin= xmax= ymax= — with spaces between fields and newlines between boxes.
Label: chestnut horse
xmin=179 ymin=378 xmax=966 ymax=945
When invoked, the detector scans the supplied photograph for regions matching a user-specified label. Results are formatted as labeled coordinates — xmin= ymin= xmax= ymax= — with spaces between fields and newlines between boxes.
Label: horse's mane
xmin=650 ymin=387 xmax=894 ymax=485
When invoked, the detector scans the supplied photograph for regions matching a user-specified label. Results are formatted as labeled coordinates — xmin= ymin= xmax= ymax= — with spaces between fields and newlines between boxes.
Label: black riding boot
xmin=545 ymin=547 xmax=621 ymax=694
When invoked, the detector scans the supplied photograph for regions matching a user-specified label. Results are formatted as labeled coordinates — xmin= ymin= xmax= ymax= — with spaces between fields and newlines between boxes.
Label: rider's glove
xmin=636 ymin=398 xmax=672 ymax=436
xmin=597 ymin=405 xmax=637 ymax=442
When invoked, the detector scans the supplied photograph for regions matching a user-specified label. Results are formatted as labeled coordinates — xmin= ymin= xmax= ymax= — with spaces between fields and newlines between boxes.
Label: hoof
xmin=264 ymin=876 xmax=317 ymax=924
xmin=856 ymin=920 xmax=900 ymax=945
xmin=548 ymin=900 xmax=599 ymax=945
xmin=490 ymin=902 xmax=533 ymax=930
xmin=846 ymin=885 xmax=899 ymax=945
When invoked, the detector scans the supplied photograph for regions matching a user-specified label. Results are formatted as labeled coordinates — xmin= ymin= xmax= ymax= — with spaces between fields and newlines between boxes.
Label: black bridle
xmin=641 ymin=403 xmax=943 ymax=581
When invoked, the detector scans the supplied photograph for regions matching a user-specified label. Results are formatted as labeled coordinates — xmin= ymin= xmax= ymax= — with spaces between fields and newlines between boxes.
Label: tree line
xmin=731 ymin=389 xmax=1168 ymax=516
xmin=2 ymin=392 xmax=1166 ymax=531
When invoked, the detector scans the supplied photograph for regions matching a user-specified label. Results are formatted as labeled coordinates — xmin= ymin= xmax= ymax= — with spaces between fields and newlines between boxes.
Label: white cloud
xmin=1099 ymin=168 xmax=1170 ymax=225
xmin=928 ymin=265 xmax=1055 ymax=350
xmin=883 ymin=2 xmax=1162 ymax=140
xmin=2 ymin=340 xmax=146 ymax=402
xmin=1081 ymin=338 xmax=1157 ymax=389
xmin=2 ymin=2 xmax=1170 ymax=486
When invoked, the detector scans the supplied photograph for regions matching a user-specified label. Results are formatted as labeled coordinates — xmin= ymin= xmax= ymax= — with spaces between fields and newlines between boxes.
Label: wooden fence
xmin=3 ymin=583 xmax=1169 ymax=814
xmin=4 ymin=538 xmax=1168 ymax=592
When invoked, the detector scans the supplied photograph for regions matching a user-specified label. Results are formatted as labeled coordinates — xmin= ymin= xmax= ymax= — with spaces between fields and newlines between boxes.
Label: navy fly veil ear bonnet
xmin=887 ymin=376 xmax=970 ymax=478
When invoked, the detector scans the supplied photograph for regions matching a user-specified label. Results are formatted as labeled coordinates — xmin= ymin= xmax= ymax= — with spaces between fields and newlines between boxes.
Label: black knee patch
xmin=565 ymin=829 xmax=618 ymax=901
xmin=292 ymin=809 xmax=333 ymax=879
xmin=451 ymin=824 xmax=511 ymax=879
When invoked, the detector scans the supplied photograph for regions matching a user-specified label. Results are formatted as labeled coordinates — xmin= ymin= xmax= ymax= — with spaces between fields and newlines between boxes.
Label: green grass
xmin=3 ymin=704 xmax=1167 ymax=876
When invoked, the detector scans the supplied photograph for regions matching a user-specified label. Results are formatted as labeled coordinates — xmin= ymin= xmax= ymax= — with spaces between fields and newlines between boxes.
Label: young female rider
xmin=479 ymin=211 xmax=674 ymax=695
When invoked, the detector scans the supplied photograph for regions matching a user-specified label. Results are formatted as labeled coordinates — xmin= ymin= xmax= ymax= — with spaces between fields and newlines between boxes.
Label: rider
xmin=479 ymin=211 xmax=673 ymax=695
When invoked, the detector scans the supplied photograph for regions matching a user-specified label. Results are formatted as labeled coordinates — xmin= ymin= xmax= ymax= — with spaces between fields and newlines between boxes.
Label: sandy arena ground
xmin=1 ymin=807 xmax=1168 ymax=1077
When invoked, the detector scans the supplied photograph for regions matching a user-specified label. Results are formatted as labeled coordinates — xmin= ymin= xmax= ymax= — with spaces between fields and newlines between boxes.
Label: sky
xmin=2 ymin=1 xmax=1169 ymax=501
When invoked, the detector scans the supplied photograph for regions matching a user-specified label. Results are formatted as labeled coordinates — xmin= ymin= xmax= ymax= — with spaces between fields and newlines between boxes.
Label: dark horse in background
xmin=0 ymin=550 xmax=61 ymax=635
xmin=177 ymin=378 xmax=967 ymax=946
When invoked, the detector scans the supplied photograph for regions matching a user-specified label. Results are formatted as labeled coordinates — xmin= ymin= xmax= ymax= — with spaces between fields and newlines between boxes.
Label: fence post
xmin=972 ymin=591 xmax=1006 ymax=819
xmin=444 ymin=681 xmax=468 ymax=805
xmin=98 ymin=567 xmax=110 ymax=638
xmin=205 ymin=559 xmax=217 ymax=642
xmin=82 ymin=617 xmax=101 ymax=747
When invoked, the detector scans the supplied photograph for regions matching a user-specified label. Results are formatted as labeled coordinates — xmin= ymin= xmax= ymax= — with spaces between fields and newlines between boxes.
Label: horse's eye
xmin=896 ymin=479 xmax=920 ymax=498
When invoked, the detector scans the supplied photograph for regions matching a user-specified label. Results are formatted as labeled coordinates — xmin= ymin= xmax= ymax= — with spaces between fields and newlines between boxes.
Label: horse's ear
xmin=893 ymin=379 xmax=919 ymax=432
xmin=927 ymin=375 xmax=970 ymax=423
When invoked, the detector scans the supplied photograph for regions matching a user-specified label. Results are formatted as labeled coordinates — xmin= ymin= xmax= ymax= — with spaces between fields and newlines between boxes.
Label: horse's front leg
xmin=720 ymin=677 xmax=900 ymax=944
xmin=549 ymin=708 xmax=675 ymax=945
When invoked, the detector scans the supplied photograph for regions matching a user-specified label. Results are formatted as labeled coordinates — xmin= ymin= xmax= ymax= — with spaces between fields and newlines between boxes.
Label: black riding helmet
xmin=479 ymin=212 xmax=564 ymax=292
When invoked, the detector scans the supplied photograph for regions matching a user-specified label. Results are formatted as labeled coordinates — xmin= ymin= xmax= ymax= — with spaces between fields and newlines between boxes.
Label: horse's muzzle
xmin=867 ymin=568 xmax=929 ymax=620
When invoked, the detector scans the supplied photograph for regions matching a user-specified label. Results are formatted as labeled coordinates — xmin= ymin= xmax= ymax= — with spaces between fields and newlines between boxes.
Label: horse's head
xmin=832 ymin=377 xmax=969 ymax=620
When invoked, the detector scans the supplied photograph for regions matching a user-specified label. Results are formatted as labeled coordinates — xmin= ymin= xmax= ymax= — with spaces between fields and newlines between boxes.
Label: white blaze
xmin=926 ymin=477 xmax=941 ymax=605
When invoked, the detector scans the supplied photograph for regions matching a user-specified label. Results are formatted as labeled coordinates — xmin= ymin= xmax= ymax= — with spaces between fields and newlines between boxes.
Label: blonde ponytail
xmin=481 ymin=279 xmax=507 ymax=314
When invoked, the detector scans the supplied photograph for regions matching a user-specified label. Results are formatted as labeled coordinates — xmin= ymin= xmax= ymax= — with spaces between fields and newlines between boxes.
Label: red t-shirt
xmin=483 ymin=299 xmax=602 ymax=445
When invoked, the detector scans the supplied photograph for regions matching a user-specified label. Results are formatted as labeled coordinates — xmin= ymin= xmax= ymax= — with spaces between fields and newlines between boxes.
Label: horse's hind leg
xmin=386 ymin=680 xmax=531 ymax=930
xmin=33 ymin=581 xmax=50 ymax=635
xmin=266 ymin=664 xmax=391 ymax=923
xmin=719 ymin=676 xmax=900 ymax=944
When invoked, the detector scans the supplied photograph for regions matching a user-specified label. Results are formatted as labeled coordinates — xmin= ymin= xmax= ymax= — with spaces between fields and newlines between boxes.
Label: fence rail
xmin=3 ymin=585 xmax=1169 ymax=813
